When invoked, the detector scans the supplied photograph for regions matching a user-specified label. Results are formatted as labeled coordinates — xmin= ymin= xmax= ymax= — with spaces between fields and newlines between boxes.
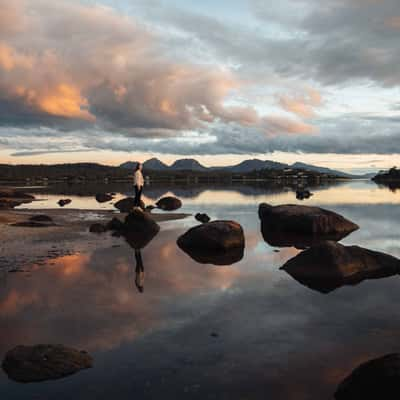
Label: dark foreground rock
xmin=95 ymin=193 xmax=113 ymax=203
xmin=123 ymin=209 xmax=160 ymax=249
xmin=156 ymin=196 xmax=182 ymax=211
xmin=195 ymin=213 xmax=211 ymax=224
xmin=58 ymin=199 xmax=71 ymax=207
xmin=180 ymin=246 xmax=244 ymax=266
xmin=335 ymin=354 xmax=400 ymax=399
xmin=281 ymin=241 xmax=400 ymax=293
xmin=177 ymin=221 xmax=245 ymax=253
xmin=114 ymin=197 xmax=145 ymax=213
xmin=259 ymin=203 xmax=359 ymax=236
xmin=2 ymin=344 xmax=93 ymax=383
xmin=106 ymin=217 xmax=124 ymax=231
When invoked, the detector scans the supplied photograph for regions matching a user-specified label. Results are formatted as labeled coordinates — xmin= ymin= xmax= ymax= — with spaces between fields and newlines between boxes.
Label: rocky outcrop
xmin=2 ymin=344 xmax=93 ymax=383
xmin=95 ymin=193 xmax=113 ymax=203
xmin=58 ymin=199 xmax=71 ymax=207
xmin=177 ymin=221 xmax=245 ymax=253
xmin=195 ymin=213 xmax=211 ymax=224
xmin=281 ymin=241 xmax=400 ymax=293
xmin=156 ymin=196 xmax=182 ymax=211
xmin=258 ymin=203 xmax=359 ymax=236
xmin=335 ymin=354 xmax=400 ymax=399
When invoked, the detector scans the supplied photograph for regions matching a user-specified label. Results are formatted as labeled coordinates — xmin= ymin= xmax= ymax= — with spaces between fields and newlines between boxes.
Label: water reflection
xmin=134 ymin=250 xmax=145 ymax=293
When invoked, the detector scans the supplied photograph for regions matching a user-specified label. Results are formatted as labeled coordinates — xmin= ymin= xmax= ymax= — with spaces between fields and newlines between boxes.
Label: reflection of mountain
xmin=281 ymin=242 xmax=400 ymax=293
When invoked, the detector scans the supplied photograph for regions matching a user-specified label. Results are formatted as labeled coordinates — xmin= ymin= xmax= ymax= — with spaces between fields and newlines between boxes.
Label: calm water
xmin=1 ymin=180 xmax=400 ymax=399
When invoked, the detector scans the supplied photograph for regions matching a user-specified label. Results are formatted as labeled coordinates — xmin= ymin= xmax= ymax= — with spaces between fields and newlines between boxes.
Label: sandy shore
xmin=0 ymin=208 xmax=191 ymax=272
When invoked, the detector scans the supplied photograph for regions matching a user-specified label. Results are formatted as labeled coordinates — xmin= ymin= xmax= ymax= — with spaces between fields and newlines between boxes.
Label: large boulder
xmin=114 ymin=197 xmax=145 ymax=213
xmin=335 ymin=354 xmax=400 ymax=399
xmin=177 ymin=221 xmax=245 ymax=253
xmin=281 ymin=241 xmax=400 ymax=293
xmin=258 ymin=203 xmax=359 ymax=236
xmin=180 ymin=246 xmax=244 ymax=266
xmin=2 ymin=344 xmax=93 ymax=383
xmin=95 ymin=193 xmax=113 ymax=203
xmin=156 ymin=196 xmax=182 ymax=211
xmin=122 ymin=209 xmax=160 ymax=249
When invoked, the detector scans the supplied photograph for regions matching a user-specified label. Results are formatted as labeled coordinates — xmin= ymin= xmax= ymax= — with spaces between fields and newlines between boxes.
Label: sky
xmin=0 ymin=0 xmax=400 ymax=172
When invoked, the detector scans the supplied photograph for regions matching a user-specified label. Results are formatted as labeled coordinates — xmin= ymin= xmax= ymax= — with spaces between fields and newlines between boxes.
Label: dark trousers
xmin=134 ymin=185 xmax=143 ymax=207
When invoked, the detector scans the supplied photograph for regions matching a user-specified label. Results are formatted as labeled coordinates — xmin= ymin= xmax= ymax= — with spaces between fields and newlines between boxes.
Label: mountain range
xmin=120 ymin=158 xmax=373 ymax=178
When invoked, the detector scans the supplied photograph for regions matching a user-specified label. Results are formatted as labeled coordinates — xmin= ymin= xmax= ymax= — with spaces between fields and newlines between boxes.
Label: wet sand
xmin=0 ymin=208 xmax=190 ymax=272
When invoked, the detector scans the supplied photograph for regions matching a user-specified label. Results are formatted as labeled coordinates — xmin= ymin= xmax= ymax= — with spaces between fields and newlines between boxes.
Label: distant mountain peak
xmin=170 ymin=158 xmax=207 ymax=171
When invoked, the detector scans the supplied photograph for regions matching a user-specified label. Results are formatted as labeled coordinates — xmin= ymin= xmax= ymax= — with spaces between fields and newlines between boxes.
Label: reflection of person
xmin=134 ymin=249 xmax=145 ymax=293
xmin=133 ymin=162 xmax=144 ymax=208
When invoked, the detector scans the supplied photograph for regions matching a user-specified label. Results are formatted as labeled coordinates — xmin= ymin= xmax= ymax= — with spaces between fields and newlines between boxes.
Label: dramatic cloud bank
xmin=0 ymin=0 xmax=399 ymax=160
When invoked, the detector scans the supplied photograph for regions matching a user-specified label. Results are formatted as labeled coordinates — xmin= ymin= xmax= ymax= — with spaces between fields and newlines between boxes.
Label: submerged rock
xmin=114 ymin=197 xmax=145 ymax=213
xmin=281 ymin=241 xmax=400 ymax=293
xmin=177 ymin=220 xmax=245 ymax=253
xmin=58 ymin=199 xmax=71 ymax=207
xmin=89 ymin=223 xmax=107 ymax=233
xmin=258 ymin=203 xmax=359 ymax=236
xmin=95 ymin=193 xmax=113 ymax=203
xmin=195 ymin=213 xmax=211 ymax=224
xmin=335 ymin=354 xmax=400 ymax=399
xmin=156 ymin=196 xmax=182 ymax=211
xmin=29 ymin=215 xmax=53 ymax=223
xmin=2 ymin=344 xmax=93 ymax=383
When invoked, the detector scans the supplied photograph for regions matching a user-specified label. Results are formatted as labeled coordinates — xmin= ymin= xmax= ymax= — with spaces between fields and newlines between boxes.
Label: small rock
xmin=156 ymin=196 xmax=182 ymax=211
xmin=195 ymin=213 xmax=211 ymax=223
xmin=95 ymin=193 xmax=113 ymax=203
xmin=89 ymin=223 xmax=107 ymax=233
xmin=58 ymin=199 xmax=71 ymax=207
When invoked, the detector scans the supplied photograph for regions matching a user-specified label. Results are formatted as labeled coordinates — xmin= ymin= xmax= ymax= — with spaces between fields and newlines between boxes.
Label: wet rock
xmin=114 ymin=197 xmax=145 ymax=213
xmin=180 ymin=246 xmax=244 ymax=266
xmin=177 ymin=221 xmax=245 ymax=253
xmin=156 ymin=196 xmax=182 ymax=211
xmin=58 ymin=199 xmax=71 ymax=207
xmin=281 ymin=241 xmax=400 ymax=293
xmin=89 ymin=223 xmax=107 ymax=233
xmin=335 ymin=354 xmax=400 ymax=399
xmin=123 ymin=209 xmax=160 ymax=249
xmin=95 ymin=193 xmax=113 ymax=203
xmin=29 ymin=215 xmax=53 ymax=223
xmin=2 ymin=344 xmax=93 ymax=383
xmin=106 ymin=217 xmax=124 ymax=231
xmin=258 ymin=203 xmax=359 ymax=236
xmin=195 ymin=213 xmax=211 ymax=224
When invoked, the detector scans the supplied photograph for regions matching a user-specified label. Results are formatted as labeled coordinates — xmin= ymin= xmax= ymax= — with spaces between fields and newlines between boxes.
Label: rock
xmin=106 ymin=217 xmax=124 ymax=231
xmin=180 ymin=246 xmax=244 ymax=266
xmin=2 ymin=344 xmax=93 ymax=383
xmin=281 ymin=241 xmax=400 ymax=293
xmin=58 ymin=199 xmax=71 ymax=207
xmin=29 ymin=215 xmax=53 ymax=223
xmin=177 ymin=221 xmax=245 ymax=253
xmin=156 ymin=196 xmax=182 ymax=211
xmin=122 ymin=209 xmax=160 ymax=249
xmin=89 ymin=223 xmax=107 ymax=233
xmin=195 ymin=213 xmax=211 ymax=224
xmin=296 ymin=189 xmax=313 ymax=200
xmin=114 ymin=197 xmax=145 ymax=213
xmin=95 ymin=193 xmax=113 ymax=203
xmin=258 ymin=203 xmax=359 ymax=236
xmin=335 ymin=354 xmax=400 ymax=399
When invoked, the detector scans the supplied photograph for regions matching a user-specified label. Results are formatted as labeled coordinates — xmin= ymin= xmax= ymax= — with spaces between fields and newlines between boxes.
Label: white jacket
xmin=134 ymin=170 xmax=144 ymax=187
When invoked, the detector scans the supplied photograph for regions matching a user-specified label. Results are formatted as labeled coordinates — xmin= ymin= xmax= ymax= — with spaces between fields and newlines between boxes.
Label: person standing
xmin=134 ymin=162 xmax=144 ymax=208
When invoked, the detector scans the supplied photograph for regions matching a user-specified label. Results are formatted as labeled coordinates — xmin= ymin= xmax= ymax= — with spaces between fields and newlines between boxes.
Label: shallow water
xmin=1 ymin=180 xmax=400 ymax=399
